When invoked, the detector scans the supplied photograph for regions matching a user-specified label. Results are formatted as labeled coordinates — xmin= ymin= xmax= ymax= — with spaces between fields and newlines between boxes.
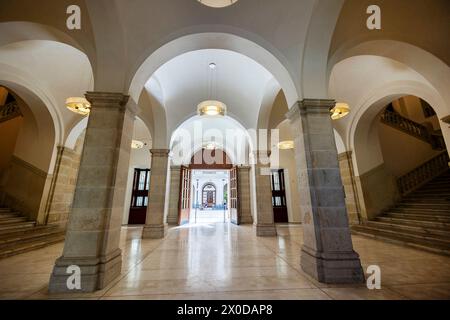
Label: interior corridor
xmin=1 ymin=224 xmax=449 ymax=300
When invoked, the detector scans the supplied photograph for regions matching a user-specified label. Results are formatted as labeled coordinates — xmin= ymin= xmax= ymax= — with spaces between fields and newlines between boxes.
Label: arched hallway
xmin=0 ymin=224 xmax=449 ymax=300
xmin=0 ymin=0 xmax=449 ymax=301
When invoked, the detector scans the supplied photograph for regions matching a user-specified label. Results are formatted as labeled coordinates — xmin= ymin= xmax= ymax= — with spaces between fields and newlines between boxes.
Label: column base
xmin=48 ymin=249 xmax=122 ymax=293
xmin=142 ymin=224 xmax=168 ymax=239
xmin=255 ymin=224 xmax=277 ymax=237
xmin=166 ymin=216 xmax=179 ymax=226
xmin=300 ymin=246 xmax=365 ymax=284
xmin=240 ymin=215 xmax=254 ymax=225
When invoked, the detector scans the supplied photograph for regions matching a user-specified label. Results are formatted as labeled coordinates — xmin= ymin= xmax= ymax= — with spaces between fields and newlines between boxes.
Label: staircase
xmin=0 ymin=207 xmax=65 ymax=259
xmin=381 ymin=109 xmax=446 ymax=151
xmin=352 ymin=170 xmax=450 ymax=256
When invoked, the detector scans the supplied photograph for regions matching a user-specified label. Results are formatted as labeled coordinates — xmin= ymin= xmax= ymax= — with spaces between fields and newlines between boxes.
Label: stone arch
xmin=301 ymin=0 xmax=345 ymax=98
xmin=0 ymin=39 xmax=95 ymax=172
xmin=170 ymin=115 xmax=254 ymax=166
xmin=350 ymin=80 xmax=448 ymax=177
xmin=129 ymin=32 xmax=299 ymax=109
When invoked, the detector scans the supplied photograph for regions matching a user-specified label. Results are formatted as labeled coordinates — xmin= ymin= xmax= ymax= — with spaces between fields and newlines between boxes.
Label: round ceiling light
xmin=197 ymin=0 xmax=238 ymax=8
xmin=66 ymin=97 xmax=91 ymax=116
xmin=198 ymin=100 xmax=227 ymax=117
xmin=330 ymin=103 xmax=351 ymax=120
xmin=131 ymin=140 xmax=145 ymax=149
xmin=205 ymin=142 xmax=217 ymax=150
xmin=277 ymin=141 xmax=295 ymax=150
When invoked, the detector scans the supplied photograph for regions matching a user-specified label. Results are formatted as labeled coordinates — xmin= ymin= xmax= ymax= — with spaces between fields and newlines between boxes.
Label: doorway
xmin=190 ymin=170 xmax=230 ymax=224
xmin=271 ymin=169 xmax=289 ymax=223
xmin=128 ymin=168 xmax=150 ymax=225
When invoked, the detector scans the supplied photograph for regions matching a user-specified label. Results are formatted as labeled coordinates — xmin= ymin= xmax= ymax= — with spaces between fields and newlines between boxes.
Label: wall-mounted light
xmin=66 ymin=97 xmax=91 ymax=116
xmin=131 ymin=140 xmax=145 ymax=149
xmin=330 ymin=103 xmax=351 ymax=120
xmin=277 ymin=140 xmax=294 ymax=150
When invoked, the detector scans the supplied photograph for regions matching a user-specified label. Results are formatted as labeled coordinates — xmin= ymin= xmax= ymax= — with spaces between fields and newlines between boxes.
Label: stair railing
xmin=381 ymin=110 xmax=445 ymax=150
xmin=0 ymin=101 xmax=22 ymax=124
xmin=397 ymin=151 xmax=450 ymax=196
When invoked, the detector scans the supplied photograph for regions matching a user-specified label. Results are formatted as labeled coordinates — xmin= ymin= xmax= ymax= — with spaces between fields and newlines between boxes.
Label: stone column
xmin=237 ymin=166 xmax=253 ymax=224
xmin=49 ymin=92 xmax=135 ymax=293
xmin=167 ymin=165 xmax=181 ymax=225
xmin=142 ymin=149 xmax=170 ymax=239
xmin=287 ymin=99 xmax=364 ymax=284
xmin=253 ymin=151 xmax=277 ymax=236
xmin=338 ymin=151 xmax=361 ymax=226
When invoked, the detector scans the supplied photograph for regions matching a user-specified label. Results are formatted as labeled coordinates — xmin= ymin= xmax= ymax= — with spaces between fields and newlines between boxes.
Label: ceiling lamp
xmin=131 ymin=140 xmax=145 ymax=149
xmin=198 ymin=100 xmax=227 ymax=117
xmin=205 ymin=142 xmax=217 ymax=150
xmin=277 ymin=141 xmax=294 ymax=150
xmin=198 ymin=0 xmax=238 ymax=8
xmin=330 ymin=103 xmax=351 ymax=120
xmin=66 ymin=97 xmax=91 ymax=116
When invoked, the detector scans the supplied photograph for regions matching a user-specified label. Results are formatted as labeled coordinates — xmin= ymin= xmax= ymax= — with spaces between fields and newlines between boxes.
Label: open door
xmin=230 ymin=166 xmax=240 ymax=225
xmin=178 ymin=166 xmax=191 ymax=225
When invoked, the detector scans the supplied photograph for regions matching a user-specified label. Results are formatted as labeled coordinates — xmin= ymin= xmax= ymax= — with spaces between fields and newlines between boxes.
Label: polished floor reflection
xmin=0 ymin=224 xmax=449 ymax=300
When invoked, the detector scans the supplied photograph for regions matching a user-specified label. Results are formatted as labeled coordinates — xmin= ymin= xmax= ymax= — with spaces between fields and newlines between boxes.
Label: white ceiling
xmin=148 ymin=49 xmax=275 ymax=134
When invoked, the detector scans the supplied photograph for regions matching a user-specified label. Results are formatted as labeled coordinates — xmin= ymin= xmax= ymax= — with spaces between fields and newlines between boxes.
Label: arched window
xmin=202 ymin=184 xmax=217 ymax=208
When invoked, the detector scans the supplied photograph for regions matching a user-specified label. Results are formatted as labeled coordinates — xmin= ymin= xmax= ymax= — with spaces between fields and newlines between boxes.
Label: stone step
xmin=397 ymin=203 xmax=450 ymax=210
xmin=389 ymin=207 xmax=450 ymax=217
xmin=0 ymin=221 xmax=36 ymax=232
xmin=0 ymin=233 xmax=65 ymax=260
xmin=410 ymin=187 xmax=450 ymax=192
xmin=351 ymin=227 xmax=450 ymax=257
xmin=376 ymin=216 xmax=450 ymax=230
xmin=414 ymin=187 xmax=450 ymax=192
xmin=404 ymin=194 xmax=450 ymax=200
xmin=0 ymin=213 xmax=22 ymax=219
xmin=0 ymin=225 xmax=56 ymax=239
xmin=0 ymin=217 xmax=28 ymax=225
xmin=385 ymin=212 xmax=450 ymax=223
xmin=0 ymin=227 xmax=64 ymax=247
xmin=401 ymin=198 xmax=450 ymax=204
xmin=365 ymin=221 xmax=450 ymax=239
xmin=354 ymin=225 xmax=450 ymax=245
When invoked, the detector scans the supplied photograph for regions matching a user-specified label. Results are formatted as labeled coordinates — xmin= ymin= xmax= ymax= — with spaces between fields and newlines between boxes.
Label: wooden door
xmin=178 ymin=166 xmax=191 ymax=225
xmin=230 ymin=166 xmax=240 ymax=225
xmin=271 ymin=169 xmax=289 ymax=223
xmin=128 ymin=169 xmax=150 ymax=225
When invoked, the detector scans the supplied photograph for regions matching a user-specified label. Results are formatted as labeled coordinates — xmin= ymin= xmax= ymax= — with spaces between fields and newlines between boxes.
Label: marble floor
xmin=0 ymin=224 xmax=449 ymax=300
xmin=189 ymin=210 xmax=230 ymax=224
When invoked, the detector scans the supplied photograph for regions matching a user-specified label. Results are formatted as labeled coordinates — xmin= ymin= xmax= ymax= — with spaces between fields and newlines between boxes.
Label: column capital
xmin=150 ymin=149 xmax=170 ymax=157
xmin=286 ymin=99 xmax=336 ymax=121
xmin=85 ymin=92 xmax=137 ymax=115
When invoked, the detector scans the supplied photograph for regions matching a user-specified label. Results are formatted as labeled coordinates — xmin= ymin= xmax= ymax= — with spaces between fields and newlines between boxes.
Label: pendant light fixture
xmin=198 ymin=61 xmax=227 ymax=117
